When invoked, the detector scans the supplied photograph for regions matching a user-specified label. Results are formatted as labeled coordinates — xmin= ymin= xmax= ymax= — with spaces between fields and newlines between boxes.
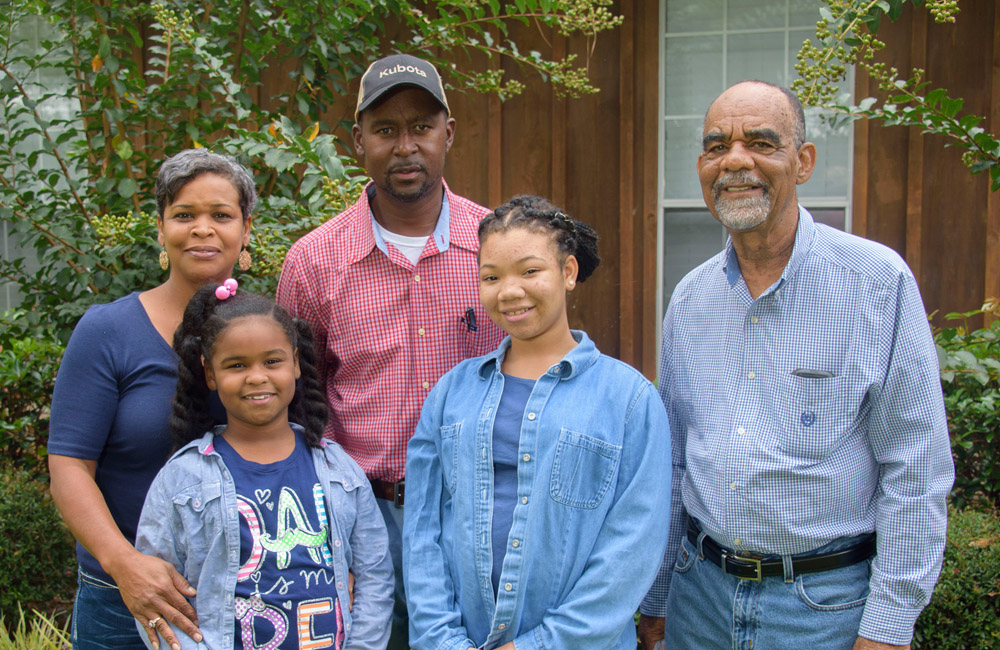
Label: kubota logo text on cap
xmin=379 ymin=64 xmax=428 ymax=79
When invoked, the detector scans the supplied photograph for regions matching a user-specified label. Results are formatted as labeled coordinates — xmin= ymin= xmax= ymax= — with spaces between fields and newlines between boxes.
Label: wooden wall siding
xmin=853 ymin=0 xmax=1000 ymax=326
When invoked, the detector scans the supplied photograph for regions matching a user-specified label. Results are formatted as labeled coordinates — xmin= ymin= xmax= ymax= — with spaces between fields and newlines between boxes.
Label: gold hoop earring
xmin=158 ymin=248 xmax=169 ymax=271
xmin=238 ymin=249 xmax=252 ymax=271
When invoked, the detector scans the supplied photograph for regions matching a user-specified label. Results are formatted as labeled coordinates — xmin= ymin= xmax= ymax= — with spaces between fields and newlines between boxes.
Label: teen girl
xmin=135 ymin=282 xmax=393 ymax=650
xmin=403 ymin=196 xmax=672 ymax=649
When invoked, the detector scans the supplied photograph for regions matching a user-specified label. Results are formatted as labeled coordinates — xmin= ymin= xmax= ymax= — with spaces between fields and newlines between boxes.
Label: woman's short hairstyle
xmin=154 ymin=149 xmax=257 ymax=221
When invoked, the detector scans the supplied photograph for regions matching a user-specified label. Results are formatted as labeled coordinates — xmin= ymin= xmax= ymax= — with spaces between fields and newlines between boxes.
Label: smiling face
xmin=479 ymin=226 xmax=578 ymax=347
xmin=157 ymin=173 xmax=250 ymax=287
xmin=352 ymin=86 xmax=455 ymax=204
xmin=697 ymin=82 xmax=816 ymax=233
xmin=203 ymin=315 xmax=300 ymax=439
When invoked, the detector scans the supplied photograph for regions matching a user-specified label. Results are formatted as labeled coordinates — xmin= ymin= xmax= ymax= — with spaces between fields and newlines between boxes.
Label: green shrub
xmin=0 ymin=313 xmax=64 ymax=481
xmin=913 ymin=507 xmax=1000 ymax=649
xmin=0 ymin=609 xmax=70 ymax=650
xmin=0 ymin=469 xmax=76 ymax=625
xmin=935 ymin=302 xmax=1000 ymax=509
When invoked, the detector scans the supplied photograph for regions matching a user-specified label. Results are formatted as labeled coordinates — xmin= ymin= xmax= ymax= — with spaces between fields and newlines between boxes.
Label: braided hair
xmin=478 ymin=195 xmax=601 ymax=282
xmin=170 ymin=284 xmax=329 ymax=450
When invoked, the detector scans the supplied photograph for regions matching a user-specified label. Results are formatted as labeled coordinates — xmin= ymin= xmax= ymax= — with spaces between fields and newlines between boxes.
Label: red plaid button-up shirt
xmin=277 ymin=181 xmax=504 ymax=481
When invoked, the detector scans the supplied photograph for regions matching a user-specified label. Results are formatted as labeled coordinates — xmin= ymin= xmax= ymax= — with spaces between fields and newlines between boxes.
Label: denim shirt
xmin=404 ymin=331 xmax=671 ymax=650
xmin=135 ymin=425 xmax=394 ymax=650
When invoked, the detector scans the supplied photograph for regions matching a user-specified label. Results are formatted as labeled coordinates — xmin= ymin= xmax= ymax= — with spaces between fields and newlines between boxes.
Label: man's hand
xmin=853 ymin=637 xmax=910 ymax=650
xmin=637 ymin=614 xmax=665 ymax=649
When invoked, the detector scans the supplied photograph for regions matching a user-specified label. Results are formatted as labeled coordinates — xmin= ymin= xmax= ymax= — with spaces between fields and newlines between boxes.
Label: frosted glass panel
xmin=662 ymin=210 xmax=728 ymax=307
xmin=727 ymin=32 xmax=786 ymax=87
xmin=799 ymin=108 xmax=851 ymax=198
xmin=664 ymin=119 xmax=704 ymax=200
xmin=728 ymin=0 xmax=786 ymax=30
xmin=665 ymin=36 xmax=723 ymax=115
xmin=789 ymin=0 xmax=822 ymax=27
xmin=666 ymin=0 xmax=724 ymax=33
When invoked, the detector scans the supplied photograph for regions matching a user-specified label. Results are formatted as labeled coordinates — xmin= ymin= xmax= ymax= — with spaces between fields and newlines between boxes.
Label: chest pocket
xmin=439 ymin=422 xmax=461 ymax=494
xmin=774 ymin=374 xmax=853 ymax=462
xmin=172 ymin=481 xmax=223 ymax=550
xmin=549 ymin=429 xmax=621 ymax=509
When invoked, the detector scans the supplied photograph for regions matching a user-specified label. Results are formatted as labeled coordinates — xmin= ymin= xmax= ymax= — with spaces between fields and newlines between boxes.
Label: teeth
xmin=726 ymin=185 xmax=754 ymax=191
xmin=245 ymin=395 xmax=271 ymax=401
xmin=506 ymin=308 xmax=530 ymax=316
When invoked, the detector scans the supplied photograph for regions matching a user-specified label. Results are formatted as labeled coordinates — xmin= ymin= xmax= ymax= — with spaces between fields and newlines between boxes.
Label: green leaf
xmin=115 ymin=138 xmax=133 ymax=160
xmin=117 ymin=177 xmax=137 ymax=199
xmin=940 ymin=96 xmax=964 ymax=119
xmin=99 ymin=34 xmax=111 ymax=60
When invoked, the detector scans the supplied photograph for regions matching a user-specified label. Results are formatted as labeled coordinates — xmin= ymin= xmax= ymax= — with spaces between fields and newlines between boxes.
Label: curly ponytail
xmin=478 ymin=195 xmax=601 ymax=282
xmin=170 ymin=284 xmax=329 ymax=449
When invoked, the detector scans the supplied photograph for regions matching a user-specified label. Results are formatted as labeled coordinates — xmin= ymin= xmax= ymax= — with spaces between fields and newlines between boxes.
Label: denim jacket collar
xmin=475 ymin=330 xmax=599 ymax=381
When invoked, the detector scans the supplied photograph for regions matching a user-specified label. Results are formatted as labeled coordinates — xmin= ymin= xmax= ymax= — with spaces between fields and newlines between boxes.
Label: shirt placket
xmin=726 ymin=287 xmax=757 ymax=550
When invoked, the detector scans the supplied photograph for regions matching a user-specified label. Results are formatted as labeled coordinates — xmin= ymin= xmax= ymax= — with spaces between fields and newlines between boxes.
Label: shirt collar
xmin=722 ymin=205 xmax=816 ymax=295
xmin=475 ymin=330 xmax=599 ymax=381
xmin=366 ymin=182 xmax=452 ymax=257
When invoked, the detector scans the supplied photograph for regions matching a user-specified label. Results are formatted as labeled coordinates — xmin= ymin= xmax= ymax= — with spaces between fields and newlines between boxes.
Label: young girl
xmin=403 ymin=196 xmax=672 ymax=650
xmin=135 ymin=282 xmax=393 ymax=650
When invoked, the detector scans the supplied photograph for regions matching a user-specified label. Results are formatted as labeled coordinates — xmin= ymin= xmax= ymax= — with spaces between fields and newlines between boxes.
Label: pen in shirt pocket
xmin=791 ymin=368 xmax=835 ymax=379
xmin=462 ymin=307 xmax=478 ymax=332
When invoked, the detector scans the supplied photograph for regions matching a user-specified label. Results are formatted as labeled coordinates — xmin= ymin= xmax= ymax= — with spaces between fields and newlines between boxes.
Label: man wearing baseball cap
xmin=277 ymin=53 xmax=503 ymax=649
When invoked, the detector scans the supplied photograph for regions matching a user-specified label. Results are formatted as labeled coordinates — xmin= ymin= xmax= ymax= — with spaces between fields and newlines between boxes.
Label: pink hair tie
xmin=215 ymin=278 xmax=238 ymax=300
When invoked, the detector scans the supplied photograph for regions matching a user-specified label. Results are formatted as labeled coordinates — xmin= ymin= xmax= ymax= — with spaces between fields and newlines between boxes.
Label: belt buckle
xmin=727 ymin=552 xmax=762 ymax=581
xmin=393 ymin=479 xmax=405 ymax=508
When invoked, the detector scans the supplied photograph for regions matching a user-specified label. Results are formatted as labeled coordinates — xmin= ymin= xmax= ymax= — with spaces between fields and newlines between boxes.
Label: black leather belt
xmin=687 ymin=522 xmax=875 ymax=581
xmin=370 ymin=478 xmax=405 ymax=507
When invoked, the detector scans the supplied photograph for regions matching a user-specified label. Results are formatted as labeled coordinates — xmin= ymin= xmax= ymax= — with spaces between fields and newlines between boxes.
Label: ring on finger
xmin=147 ymin=617 xmax=162 ymax=629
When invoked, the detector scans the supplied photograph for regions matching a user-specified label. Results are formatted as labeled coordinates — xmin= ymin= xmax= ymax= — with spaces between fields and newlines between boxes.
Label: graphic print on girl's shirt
xmin=214 ymin=432 xmax=344 ymax=650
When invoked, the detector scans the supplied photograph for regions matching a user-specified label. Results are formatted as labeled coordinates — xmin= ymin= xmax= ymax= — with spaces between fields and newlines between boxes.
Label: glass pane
xmin=806 ymin=208 xmax=846 ymax=231
xmin=799 ymin=107 xmax=851 ymax=198
xmin=666 ymin=0 xmax=724 ymax=33
xmin=789 ymin=0 xmax=822 ymax=28
xmin=664 ymin=118 xmax=705 ymax=200
xmin=727 ymin=0 xmax=786 ymax=31
xmin=665 ymin=35 xmax=723 ymax=115
xmin=727 ymin=31 xmax=787 ymax=87
xmin=662 ymin=209 xmax=728 ymax=307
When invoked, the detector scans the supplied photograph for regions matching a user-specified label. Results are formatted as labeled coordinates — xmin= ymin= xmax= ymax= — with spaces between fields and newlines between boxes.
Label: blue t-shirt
xmin=491 ymin=374 xmax=534 ymax=596
xmin=48 ymin=292 xmax=225 ymax=582
xmin=214 ymin=431 xmax=341 ymax=650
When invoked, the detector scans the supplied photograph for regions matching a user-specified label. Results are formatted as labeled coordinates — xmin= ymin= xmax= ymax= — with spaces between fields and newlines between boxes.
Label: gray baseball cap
xmin=355 ymin=54 xmax=450 ymax=121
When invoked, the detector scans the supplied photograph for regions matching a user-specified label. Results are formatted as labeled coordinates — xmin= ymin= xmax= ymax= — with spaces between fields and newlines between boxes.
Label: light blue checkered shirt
xmin=641 ymin=207 xmax=954 ymax=645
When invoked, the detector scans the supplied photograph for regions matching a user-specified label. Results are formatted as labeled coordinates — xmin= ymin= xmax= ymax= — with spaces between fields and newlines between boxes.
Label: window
xmin=658 ymin=0 xmax=853 ymax=313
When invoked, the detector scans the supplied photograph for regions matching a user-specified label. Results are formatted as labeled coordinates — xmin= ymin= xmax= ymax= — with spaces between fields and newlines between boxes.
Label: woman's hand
xmin=106 ymin=549 xmax=201 ymax=650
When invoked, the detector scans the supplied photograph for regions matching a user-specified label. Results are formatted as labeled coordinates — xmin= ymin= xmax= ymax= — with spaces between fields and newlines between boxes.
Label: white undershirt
xmin=373 ymin=220 xmax=429 ymax=265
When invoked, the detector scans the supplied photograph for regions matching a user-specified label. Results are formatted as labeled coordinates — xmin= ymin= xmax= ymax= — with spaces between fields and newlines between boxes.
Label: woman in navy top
xmin=48 ymin=149 xmax=256 ymax=650
xmin=404 ymin=196 xmax=672 ymax=649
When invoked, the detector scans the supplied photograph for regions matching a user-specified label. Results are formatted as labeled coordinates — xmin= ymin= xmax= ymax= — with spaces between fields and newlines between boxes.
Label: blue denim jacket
xmin=135 ymin=426 xmax=393 ymax=650
xmin=404 ymin=332 xmax=671 ymax=650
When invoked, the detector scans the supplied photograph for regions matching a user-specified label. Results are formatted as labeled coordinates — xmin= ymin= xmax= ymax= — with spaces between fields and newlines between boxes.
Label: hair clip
xmin=555 ymin=212 xmax=577 ymax=234
xmin=215 ymin=278 xmax=238 ymax=300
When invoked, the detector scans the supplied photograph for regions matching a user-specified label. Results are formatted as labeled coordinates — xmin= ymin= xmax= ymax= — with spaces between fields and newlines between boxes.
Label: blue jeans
xmin=376 ymin=497 xmax=409 ymax=650
xmin=665 ymin=535 xmax=872 ymax=650
xmin=72 ymin=569 xmax=146 ymax=650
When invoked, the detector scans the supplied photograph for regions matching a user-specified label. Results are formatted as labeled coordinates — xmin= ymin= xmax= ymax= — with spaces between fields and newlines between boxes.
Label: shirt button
xmin=521 ymin=496 xmax=528 ymax=504
xmin=504 ymin=583 xmax=513 ymax=591
xmin=522 ymin=454 xmax=530 ymax=462
xmin=497 ymin=624 xmax=506 ymax=631
xmin=730 ymin=482 xmax=738 ymax=491
xmin=414 ymin=274 xmax=421 ymax=282
xmin=551 ymin=365 xmax=560 ymax=374
xmin=334 ymin=539 xmax=341 ymax=547
xmin=734 ymin=538 xmax=742 ymax=546
xmin=737 ymin=426 xmax=746 ymax=435
xmin=747 ymin=371 xmax=756 ymax=380
xmin=750 ymin=316 xmax=759 ymax=324
xmin=418 ymin=327 xmax=426 ymax=336
xmin=422 ymin=380 xmax=430 ymax=389
xmin=527 ymin=412 xmax=536 ymax=420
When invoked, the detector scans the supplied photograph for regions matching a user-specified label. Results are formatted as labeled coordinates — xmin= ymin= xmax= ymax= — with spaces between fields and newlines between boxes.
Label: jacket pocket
xmin=171 ymin=482 xmax=223 ymax=578
xmin=439 ymin=422 xmax=461 ymax=494
xmin=549 ymin=429 xmax=621 ymax=509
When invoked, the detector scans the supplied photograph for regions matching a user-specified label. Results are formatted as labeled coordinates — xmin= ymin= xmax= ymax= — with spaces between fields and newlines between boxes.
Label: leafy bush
xmin=0 ymin=469 xmax=76 ymax=625
xmin=913 ymin=507 xmax=1000 ymax=649
xmin=0 ymin=0 xmax=621 ymax=343
xmin=0 ymin=608 xmax=70 ymax=650
xmin=0 ymin=313 xmax=64 ymax=480
xmin=935 ymin=301 xmax=1000 ymax=509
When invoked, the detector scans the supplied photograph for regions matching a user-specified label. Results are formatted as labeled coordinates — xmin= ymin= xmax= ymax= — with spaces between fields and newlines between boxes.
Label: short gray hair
xmin=154 ymin=149 xmax=257 ymax=221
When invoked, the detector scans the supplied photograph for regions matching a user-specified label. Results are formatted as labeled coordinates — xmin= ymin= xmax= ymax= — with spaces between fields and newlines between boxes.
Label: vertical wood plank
xmin=551 ymin=34 xmax=567 ymax=209
xmin=987 ymin=1 xmax=1000 ymax=311
xmin=639 ymin=0 xmax=661 ymax=377
xmin=618 ymin=0 xmax=637 ymax=367
xmin=488 ymin=45 xmax=503 ymax=209
xmin=904 ymin=7 xmax=927 ymax=280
